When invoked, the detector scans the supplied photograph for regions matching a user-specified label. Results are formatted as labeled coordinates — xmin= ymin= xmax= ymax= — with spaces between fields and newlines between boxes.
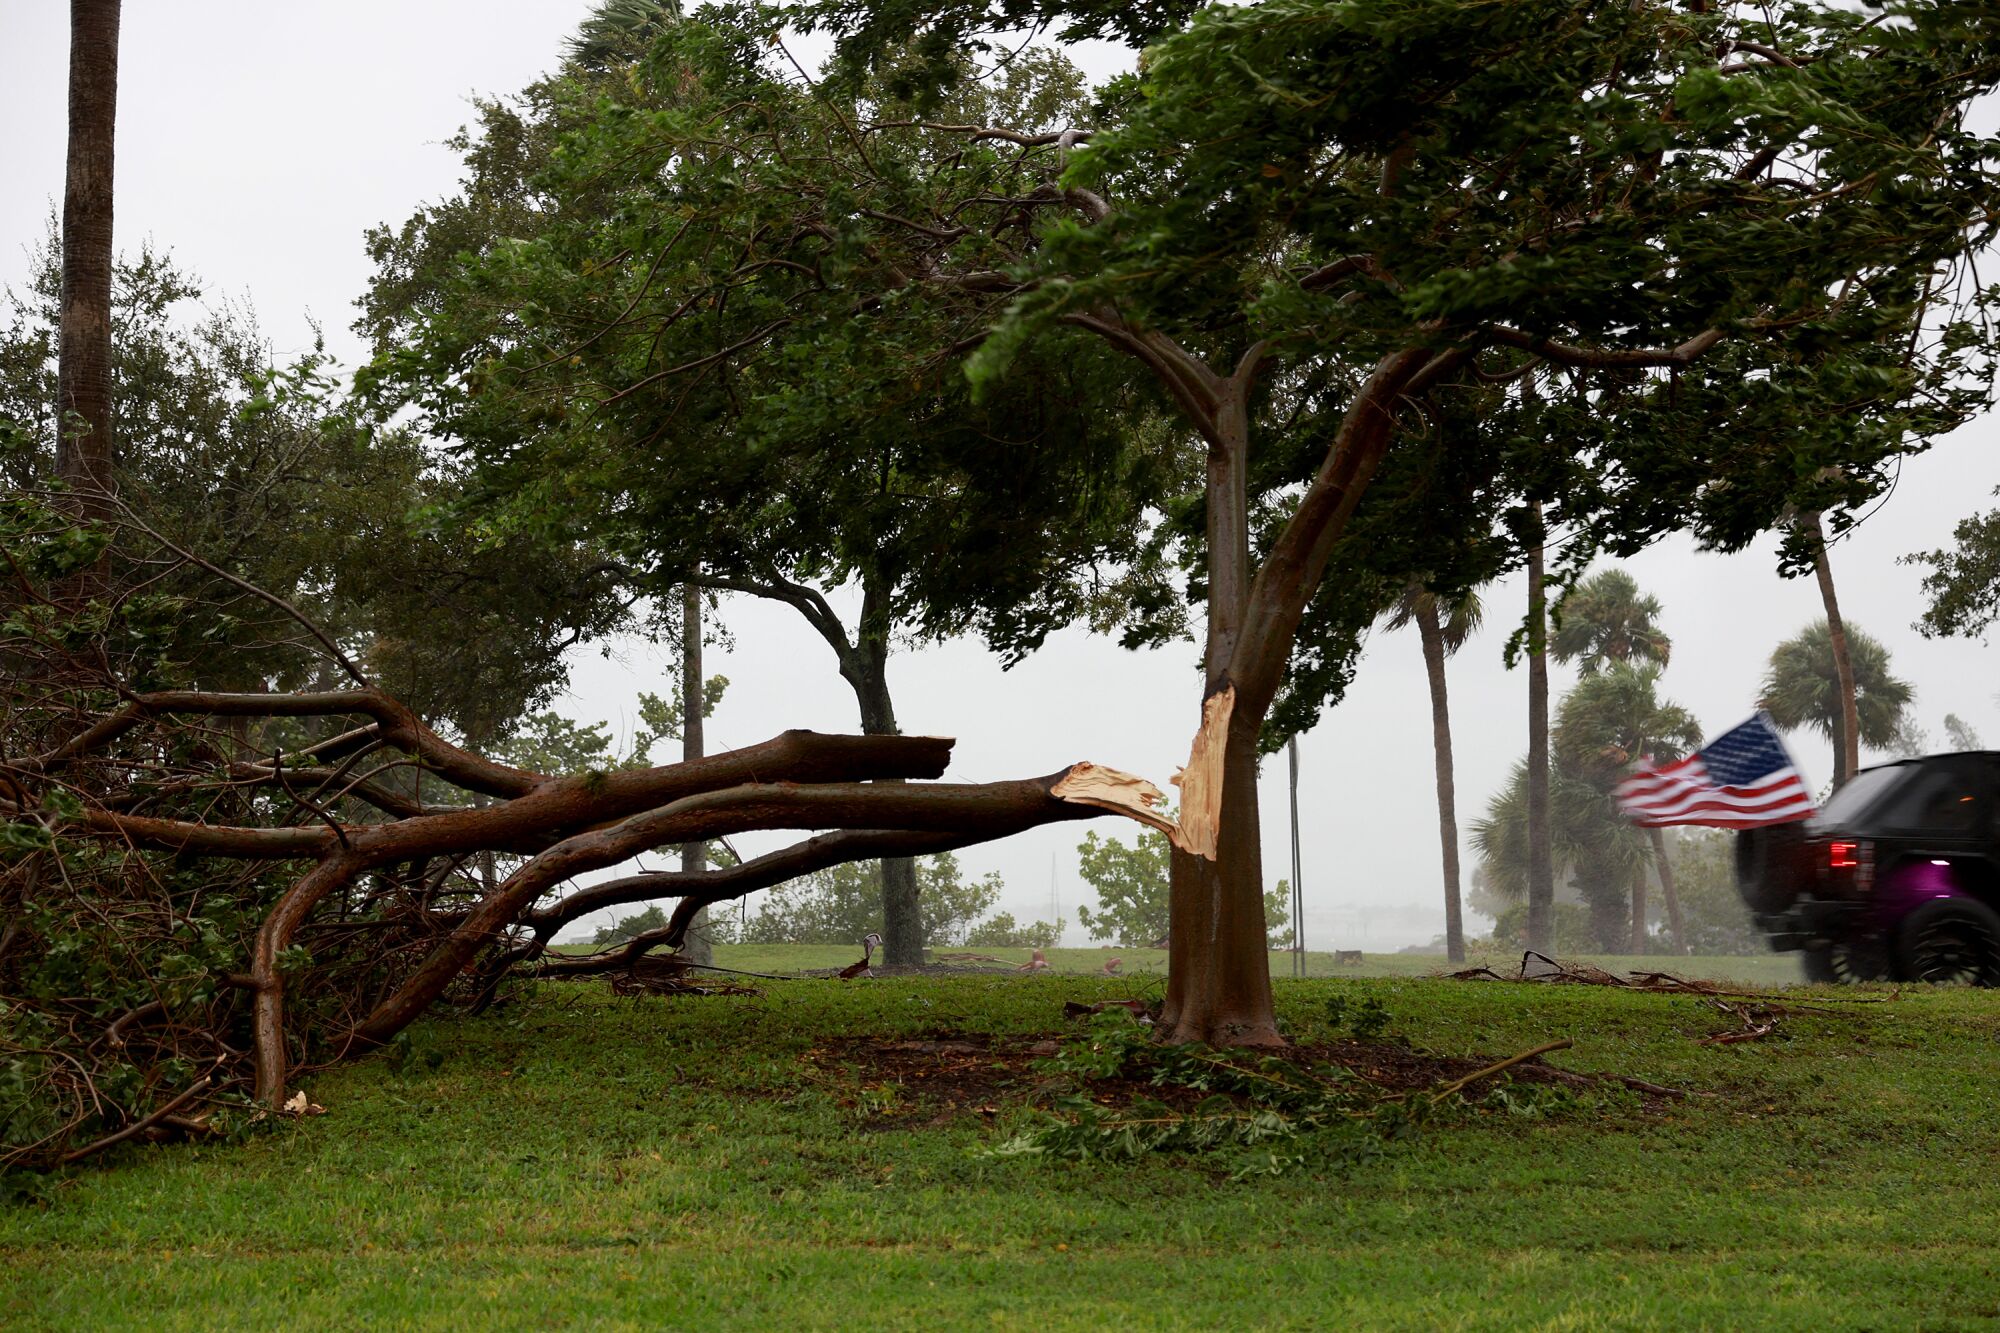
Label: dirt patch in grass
xmin=800 ymin=1030 xmax=1690 ymax=1130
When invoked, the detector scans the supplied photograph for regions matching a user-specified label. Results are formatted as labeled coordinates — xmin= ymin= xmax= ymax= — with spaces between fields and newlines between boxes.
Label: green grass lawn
xmin=4 ymin=962 xmax=1993 ymax=1330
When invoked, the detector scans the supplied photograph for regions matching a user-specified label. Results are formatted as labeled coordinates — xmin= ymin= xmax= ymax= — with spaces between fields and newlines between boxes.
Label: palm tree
xmin=1555 ymin=664 xmax=1701 ymax=952
xmin=1385 ymin=581 xmax=1483 ymax=963
xmin=1549 ymin=567 xmax=1683 ymax=949
xmin=567 ymin=0 xmax=681 ymax=70
xmin=1763 ymin=620 xmax=1914 ymax=788
xmin=1472 ymin=758 xmax=1651 ymax=950
xmin=56 ymin=0 xmax=121 ymax=525
xmin=1475 ymin=664 xmax=1697 ymax=954
xmin=1551 ymin=569 xmax=1672 ymax=673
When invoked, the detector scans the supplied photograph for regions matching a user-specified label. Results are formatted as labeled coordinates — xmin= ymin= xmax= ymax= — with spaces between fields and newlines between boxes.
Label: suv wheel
xmin=1801 ymin=935 xmax=1893 ymax=984
xmin=1895 ymin=898 xmax=2000 ymax=986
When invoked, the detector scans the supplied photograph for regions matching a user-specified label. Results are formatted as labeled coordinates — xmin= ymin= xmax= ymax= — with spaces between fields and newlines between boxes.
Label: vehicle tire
xmin=1895 ymin=898 xmax=2000 ymax=986
xmin=1736 ymin=823 xmax=1807 ymax=915
xmin=1800 ymin=935 xmax=1893 ymax=984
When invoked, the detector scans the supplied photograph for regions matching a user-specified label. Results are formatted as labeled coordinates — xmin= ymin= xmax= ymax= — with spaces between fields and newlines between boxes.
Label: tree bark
xmin=697 ymin=570 xmax=925 ymax=963
xmin=1525 ymin=502 xmax=1555 ymax=954
xmin=851 ymin=573 xmax=923 ymax=967
xmin=1647 ymin=826 xmax=1686 ymax=955
xmin=1807 ymin=513 xmax=1860 ymax=789
xmin=1415 ymin=599 xmax=1466 ymax=963
xmin=679 ymin=584 xmax=713 ymax=965
xmin=1160 ymin=375 xmax=1281 ymax=1047
xmin=1160 ymin=717 xmax=1281 ymax=1046
xmin=56 ymin=0 xmax=119 ymax=521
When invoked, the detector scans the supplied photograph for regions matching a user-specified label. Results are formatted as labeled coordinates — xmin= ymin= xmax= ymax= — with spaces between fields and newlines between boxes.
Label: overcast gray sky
xmin=6 ymin=3 xmax=1999 ymax=950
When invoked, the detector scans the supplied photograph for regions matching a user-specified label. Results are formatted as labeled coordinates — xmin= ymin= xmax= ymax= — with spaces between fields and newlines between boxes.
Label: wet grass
xmin=3 ymin=966 xmax=1990 ymax=1330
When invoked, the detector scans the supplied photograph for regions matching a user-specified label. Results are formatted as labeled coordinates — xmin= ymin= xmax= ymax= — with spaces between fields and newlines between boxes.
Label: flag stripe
xmin=1616 ymin=772 xmax=1804 ymax=809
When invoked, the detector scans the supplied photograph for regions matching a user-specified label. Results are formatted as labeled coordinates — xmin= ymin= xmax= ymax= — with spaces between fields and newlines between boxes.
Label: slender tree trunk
xmin=1414 ymin=600 xmax=1465 ymax=963
xmin=679 ymin=584 xmax=712 ymax=965
xmin=56 ymin=0 xmax=120 ymax=520
xmin=1648 ymin=827 xmax=1686 ymax=955
xmin=846 ymin=573 xmax=923 ymax=967
xmin=1807 ymin=513 xmax=1860 ymax=789
xmin=1628 ymin=863 xmax=1648 ymax=954
xmin=1525 ymin=503 xmax=1555 ymax=954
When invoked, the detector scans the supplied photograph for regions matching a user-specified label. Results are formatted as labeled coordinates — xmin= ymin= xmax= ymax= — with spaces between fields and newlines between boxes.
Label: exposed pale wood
xmin=1051 ymin=762 xmax=1175 ymax=835
xmin=1168 ymin=685 xmax=1234 ymax=860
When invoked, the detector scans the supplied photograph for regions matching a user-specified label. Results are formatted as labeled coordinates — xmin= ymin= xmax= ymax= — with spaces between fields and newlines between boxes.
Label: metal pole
xmin=1289 ymin=736 xmax=1305 ymax=978
xmin=1050 ymin=851 xmax=1059 ymax=946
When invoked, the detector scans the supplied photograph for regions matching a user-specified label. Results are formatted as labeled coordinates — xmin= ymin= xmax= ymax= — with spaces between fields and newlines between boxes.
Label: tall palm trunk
xmin=57 ymin=0 xmax=120 ymax=519
xmin=679 ymin=584 xmax=713 ymax=964
xmin=1414 ymin=599 xmax=1465 ymax=963
xmin=1525 ymin=503 xmax=1555 ymax=954
xmin=1628 ymin=863 xmax=1648 ymax=954
xmin=1647 ymin=827 xmax=1686 ymax=955
xmin=1806 ymin=512 xmax=1860 ymax=788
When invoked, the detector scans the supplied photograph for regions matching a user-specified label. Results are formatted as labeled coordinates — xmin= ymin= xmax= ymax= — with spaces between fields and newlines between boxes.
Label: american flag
xmin=1615 ymin=711 xmax=1817 ymax=829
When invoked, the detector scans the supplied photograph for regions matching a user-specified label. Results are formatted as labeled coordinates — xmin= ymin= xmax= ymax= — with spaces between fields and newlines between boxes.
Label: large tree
xmin=1 ymin=235 xmax=625 ymax=745
xmin=364 ymin=28 xmax=1169 ymax=968
xmin=400 ymin=1 xmax=2000 ymax=1044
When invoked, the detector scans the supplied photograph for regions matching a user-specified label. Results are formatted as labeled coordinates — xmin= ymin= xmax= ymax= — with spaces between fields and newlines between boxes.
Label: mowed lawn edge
xmin=4 ymin=967 xmax=1994 ymax=1331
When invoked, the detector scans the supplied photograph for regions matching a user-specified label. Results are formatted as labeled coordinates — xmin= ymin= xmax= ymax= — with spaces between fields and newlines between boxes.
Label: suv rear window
xmin=1816 ymin=765 xmax=1906 ymax=825
xmin=1877 ymin=762 xmax=1986 ymax=833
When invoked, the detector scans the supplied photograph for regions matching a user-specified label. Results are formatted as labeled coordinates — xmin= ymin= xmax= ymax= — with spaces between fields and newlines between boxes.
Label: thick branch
xmin=354 ymin=765 xmax=1153 ymax=1048
xmin=1483 ymin=325 xmax=1725 ymax=369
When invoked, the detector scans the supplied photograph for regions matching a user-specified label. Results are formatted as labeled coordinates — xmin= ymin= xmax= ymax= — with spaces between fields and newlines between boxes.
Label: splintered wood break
xmin=1168 ymin=684 xmax=1233 ymax=861
xmin=1051 ymin=763 xmax=1176 ymax=837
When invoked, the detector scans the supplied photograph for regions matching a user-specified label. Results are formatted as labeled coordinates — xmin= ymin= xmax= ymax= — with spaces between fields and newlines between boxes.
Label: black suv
xmin=1736 ymin=752 xmax=2000 ymax=984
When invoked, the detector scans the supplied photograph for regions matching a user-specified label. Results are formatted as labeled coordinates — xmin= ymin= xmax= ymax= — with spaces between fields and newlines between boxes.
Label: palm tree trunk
xmin=1807 ymin=512 xmax=1860 ymax=789
xmin=1628 ymin=863 xmax=1648 ymax=954
xmin=1525 ymin=503 xmax=1555 ymax=954
xmin=1415 ymin=600 xmax=1465 ymax=963
xmin=57 ymin=0 xmax=120 ymax=521
xmin=679 ymin=583 xmax=712 ymax=965
xmin=1647 ymin=827 xmax=1686 ymax=955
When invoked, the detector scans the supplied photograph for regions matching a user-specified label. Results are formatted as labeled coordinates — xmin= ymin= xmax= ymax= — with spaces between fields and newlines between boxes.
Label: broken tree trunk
xmin=1159 ymin=691 xmax=1282 ymax=1047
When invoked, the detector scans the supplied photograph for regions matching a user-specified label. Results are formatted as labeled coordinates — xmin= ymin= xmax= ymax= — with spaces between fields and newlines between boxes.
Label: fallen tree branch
xmin=60 ymin=1057 xmax=227 ymax=1165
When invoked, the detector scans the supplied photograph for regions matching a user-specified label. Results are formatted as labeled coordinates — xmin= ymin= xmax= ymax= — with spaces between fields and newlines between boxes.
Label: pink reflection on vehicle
xmin=1879 ymin=858 xmax=1964 ymax=905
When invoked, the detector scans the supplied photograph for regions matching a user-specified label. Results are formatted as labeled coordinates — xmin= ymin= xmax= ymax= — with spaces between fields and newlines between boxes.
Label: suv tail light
xmin=1821 ymin=839 xmax=1874 ymax=895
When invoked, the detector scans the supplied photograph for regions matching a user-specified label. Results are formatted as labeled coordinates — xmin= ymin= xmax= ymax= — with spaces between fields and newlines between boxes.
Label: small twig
xmin=1697 ymin=1023 xmax=1778 ymax=1046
